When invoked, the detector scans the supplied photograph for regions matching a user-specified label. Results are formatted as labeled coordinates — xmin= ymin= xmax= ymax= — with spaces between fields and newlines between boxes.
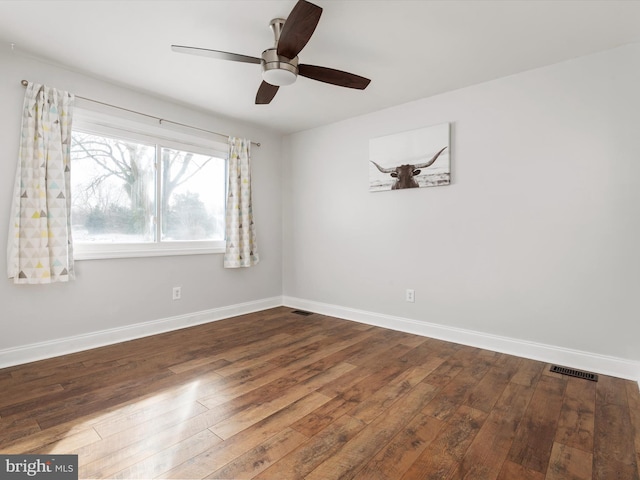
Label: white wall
xmin=0 ymin=47 xmax=283 ymax=354
xmin=3 ymin=42 xmax=639 ymax=378
xmin=283 ymin=44 xmax=640 ymax=365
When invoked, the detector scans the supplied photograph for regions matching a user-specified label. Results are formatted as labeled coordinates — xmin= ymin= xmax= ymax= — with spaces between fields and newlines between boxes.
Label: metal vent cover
xmin=291 ymin=310 xmax=313 ymax=316
xmin=550 ymin=365 xmax=598 ymax=382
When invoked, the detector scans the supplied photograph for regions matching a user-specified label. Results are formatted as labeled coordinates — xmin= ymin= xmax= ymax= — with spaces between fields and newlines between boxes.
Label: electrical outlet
xmin=406 ymin=289 xmax=415 ymax=303
xmin=172 ymin=286 xmax=181 ymax=300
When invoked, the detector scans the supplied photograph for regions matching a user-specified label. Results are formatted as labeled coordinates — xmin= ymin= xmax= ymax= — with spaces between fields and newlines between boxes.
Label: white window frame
xmin=71 ymin=109 xmax=228 ymax=260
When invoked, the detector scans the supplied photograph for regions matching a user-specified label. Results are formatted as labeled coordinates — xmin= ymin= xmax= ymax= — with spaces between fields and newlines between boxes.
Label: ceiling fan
xmin=171 ymin=0 xmax=371 ymax=104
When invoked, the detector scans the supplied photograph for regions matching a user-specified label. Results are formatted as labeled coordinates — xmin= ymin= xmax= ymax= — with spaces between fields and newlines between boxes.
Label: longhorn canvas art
xmin=369 ymin=123 xmax=450 ymax=192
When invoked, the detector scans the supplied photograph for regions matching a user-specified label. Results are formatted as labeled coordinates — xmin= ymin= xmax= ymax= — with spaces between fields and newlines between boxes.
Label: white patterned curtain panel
xmin=224 ymin=137 xmax=259 ymax=268
xmin=7 ymin=82 xmax=75 ymax=284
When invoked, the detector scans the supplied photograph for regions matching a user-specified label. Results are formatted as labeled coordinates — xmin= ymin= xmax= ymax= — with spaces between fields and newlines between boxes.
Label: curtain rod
xmin=20 ymin=79 xmax=260 ymax=147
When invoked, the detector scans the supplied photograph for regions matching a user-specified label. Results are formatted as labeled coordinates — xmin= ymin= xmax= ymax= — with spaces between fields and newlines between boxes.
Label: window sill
xmin=73 ymin=242 xmax=225 ymax=260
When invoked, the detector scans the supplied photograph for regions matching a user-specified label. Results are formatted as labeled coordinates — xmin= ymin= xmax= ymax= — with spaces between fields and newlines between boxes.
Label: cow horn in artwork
xmin=413 ymin=146 xmax=447 ymax=169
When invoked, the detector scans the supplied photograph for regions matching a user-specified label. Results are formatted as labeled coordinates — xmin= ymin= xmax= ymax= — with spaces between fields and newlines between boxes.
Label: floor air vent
xmin=291 ymin=310 xmax=314 ymax=316
xmin=550 ymin=365 xmax=598 ymax=382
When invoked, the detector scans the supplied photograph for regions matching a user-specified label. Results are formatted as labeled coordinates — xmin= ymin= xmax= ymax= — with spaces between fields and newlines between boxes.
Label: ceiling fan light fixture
xmin=261 ymin=48 xmax=298 ymax=86
xmin=263 ymin=67 xmax=297 ymax=86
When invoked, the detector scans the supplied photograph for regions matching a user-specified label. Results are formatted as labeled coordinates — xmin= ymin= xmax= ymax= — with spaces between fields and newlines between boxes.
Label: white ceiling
xmin=1 ymin=1 xmax=639 ymax=134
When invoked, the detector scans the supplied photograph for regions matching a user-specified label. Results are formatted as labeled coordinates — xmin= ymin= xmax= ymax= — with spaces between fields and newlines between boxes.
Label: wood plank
xmin=30 ymin=427 xmax=101 ymax=455
xmin=421 ymin=349 xmax=493 ymax=422
xmin=313 ymin=364 xmax=376 ymax=398
xmin=0 ymin=382 xmax=65 ymax=409
xmin=507 ymin=375 xmax=566 ymax=473
xmin=168 ymin=357 xmax=231 ymax=375
xmin=193 ymin=360 xmax=294 ymax=409
xmin=304 ymin=382 xmax=447 ymax=480
xmin=625 ymin=381 xmax=640 ymax=479
xmin=0 ymin=417 xmax=41 ymax=446
xmin=497 ymin=460 xmax=545 ymax=480
xmin=8 ymin=358 xmax=90 ymax=384
xmin=78 ymin=317 xmax=286 ymax=371
xmin=398 ymin=333 xmax=430 ymax=349
xmin=209 ymin=363 xmax=350 ymax=439
xmin=348 ymin=365 xmax=437 ymax=424
xmin=255 ymin=415 xmax=366 ymax=480
xmin=0 ymin=366 xmax=177 ymax=428
xmin=510 ymin=358 xmax=544 ymax=387
xmin=422 ymin=346 xmax=482 ymax=388
xmin=412 ymin=337 xmax=464 ymax=360
xmin=91 ymin=395 xmax=208 ymax=441
xmin=545 ymin=442 xmax=592 ymax=480
xmin=90 ymin=371 xmax=224 ymax=438
xmin=464 ymin=354 xmax=521 ymax=413
xmin=206 ymin=427 xmax=307 ymax=479
xmin=353 ymin=412 xmax=445 ymax=480
xmin=288 ymin=389 xmax=365 ymax=438
xmin=596 ymin=373 xmax=629 ymax=406
xmin=399 ymin=405 xmax=487 ymax=480
xmin=554 ymin=376 xmax=596 ymax=453
xmin=197 ymin=333 xmax=378 ymax=410
xmin=211 ymin=333 xmax=326 ymax=377
xmin=276 ymin=330 xmax=393 ymax=373
xmin=1 ymin=421 xmax=101 ymax=454
xmin=292 ymin=361 xmax=431 ymax=438
xmin=162 ymin=392 xmax=330 ymax=479
xmin=213 ymin=316 xmax=371 ymax=374
xmin=450 ymin=382 xmax=535 ymax=480
xmin=593 ymin=375 xmax=640 ymax=480
xmin=109 ymin=429 xmax=223 ymax=480
xmin=78 ymin=402 xmax=213 ymax=477
xmin=333 ymin=329 xmax=415 ymax=367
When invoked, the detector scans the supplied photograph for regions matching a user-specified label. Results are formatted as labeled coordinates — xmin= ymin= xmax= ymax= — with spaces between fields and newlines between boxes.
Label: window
xmin=70 ymin=111 xmax=227 ymax=259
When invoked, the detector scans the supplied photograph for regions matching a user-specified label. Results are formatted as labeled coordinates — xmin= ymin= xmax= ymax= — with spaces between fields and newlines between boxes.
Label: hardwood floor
xmin=0 ymin=307 xmax=638 ymax=479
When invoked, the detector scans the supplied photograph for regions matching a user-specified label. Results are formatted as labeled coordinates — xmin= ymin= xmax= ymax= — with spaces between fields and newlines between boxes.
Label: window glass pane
xmin=70 ymin=131 xmax=156 ymax=243
xmin=161 ymin=147 xmax=226 ymax=241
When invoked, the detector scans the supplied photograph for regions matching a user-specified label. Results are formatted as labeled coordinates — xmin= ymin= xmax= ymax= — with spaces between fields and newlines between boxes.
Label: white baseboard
xmin=4 ymin=295 xmax=639 ymax=387
xmin=283 ymin=296 xmax=640 ymax=385
xmin=0 ymin=296 xmax=283 ymax=369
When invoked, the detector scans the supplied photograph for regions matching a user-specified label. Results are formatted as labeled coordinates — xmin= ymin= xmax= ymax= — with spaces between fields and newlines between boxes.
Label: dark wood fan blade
xmin=256 ymin=81 xmax=280 ymax=104
xmin=277 ymin=0 xmax=322 ymax=59
xmin=298 ymin=64 xmax=371 ymax=89
xmin=171 ymin=45 xmax=261 ymax=64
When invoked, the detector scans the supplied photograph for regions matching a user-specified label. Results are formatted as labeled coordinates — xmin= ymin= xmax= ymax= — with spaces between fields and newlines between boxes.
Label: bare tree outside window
xmin=161 ymin=147 xmax=226 ymax=241
xmin=70 ymin=131 xmax=226 ymax=245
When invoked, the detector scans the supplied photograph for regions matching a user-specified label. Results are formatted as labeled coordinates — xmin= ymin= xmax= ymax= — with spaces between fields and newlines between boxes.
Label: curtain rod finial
xmin=21 ymin=80 xmax=28 ymax=86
